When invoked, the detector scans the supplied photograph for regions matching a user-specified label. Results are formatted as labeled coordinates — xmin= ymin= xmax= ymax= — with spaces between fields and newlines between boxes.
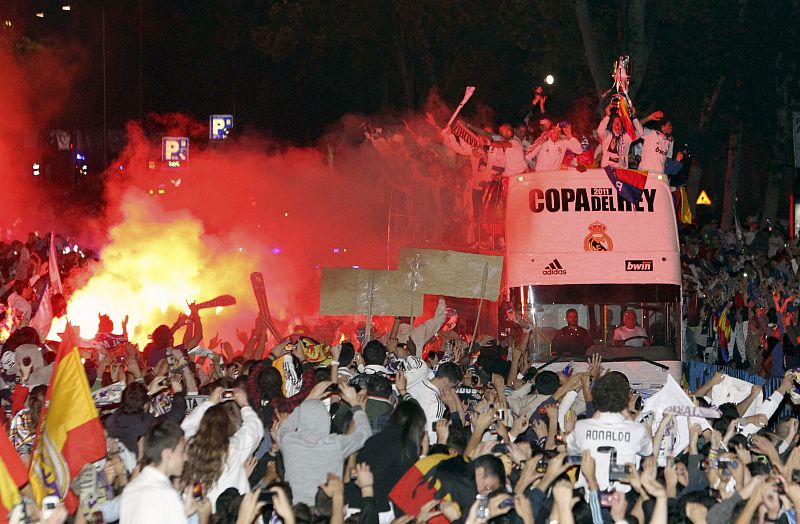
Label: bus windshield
xmin=511 ymin=284 xmax=681 ymax=362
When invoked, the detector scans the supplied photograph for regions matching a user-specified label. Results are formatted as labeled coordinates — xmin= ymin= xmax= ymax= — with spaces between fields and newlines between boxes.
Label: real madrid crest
xmin=584 ymin=221 xmax=613 ymax=252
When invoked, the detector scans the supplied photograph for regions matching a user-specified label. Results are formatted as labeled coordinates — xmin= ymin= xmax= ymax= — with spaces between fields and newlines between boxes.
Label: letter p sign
xmin=210 ymin=115 xmax=233 ymax=140
xmin=162 ymin=137 xmax=189 ymax=168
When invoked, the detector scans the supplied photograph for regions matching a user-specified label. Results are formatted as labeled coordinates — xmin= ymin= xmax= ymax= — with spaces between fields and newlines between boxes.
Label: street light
xmin=545 ymin=74 xmax=555 ymax=85
xmin=62 ymin=5 xmax=71 ymax=11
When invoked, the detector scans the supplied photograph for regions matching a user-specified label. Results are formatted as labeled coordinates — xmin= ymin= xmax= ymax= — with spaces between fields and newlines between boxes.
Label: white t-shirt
xmin=613 ymin=325 xmax=649 ymax=346
xmin=638 ymin=128 xmax=673 ymax=173
xmin=526 ymin=136 xmax=582 ymax=172
xmin=567 ymin=412 xmax=653 ymax=491
xmin=504 ymin=137 xmax=529 ymax=175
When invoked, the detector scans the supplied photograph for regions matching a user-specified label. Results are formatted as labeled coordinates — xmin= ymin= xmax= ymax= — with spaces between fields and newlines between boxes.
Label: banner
xmin=505 ymin=169 xmax=681 ymax=288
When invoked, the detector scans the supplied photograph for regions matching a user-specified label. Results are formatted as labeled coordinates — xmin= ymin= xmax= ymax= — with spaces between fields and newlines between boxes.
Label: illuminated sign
xmin=696 ymin=190 xmax=712 ymax=206
xmin=210 ymin=115 xmax=233 ymax=140
xmin=162 ymin=137 xmax=189 ymax=168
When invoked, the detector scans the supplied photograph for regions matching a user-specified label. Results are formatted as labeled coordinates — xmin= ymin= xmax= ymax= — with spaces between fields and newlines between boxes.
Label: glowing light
xmin=66 ymin=193 xmax=257 ymax=345
xmin=32 ymin=162 xmax=40 ymax=176
xmin=271 ymin=247 xmax=281 ymax=254
xmin=76 ymin=153 xmax=85 ymax=161
xmin=215 ymin=306 xmax=223 ymax=315
xmin=3 ymin=20 xmax=11 ymax=28
xmin=657 ymin=175 xmax=663 ymax=180
xmin=73 ymin=245 xmax=79 ymax=253
xmin=343 ymin=248 xmax=347 ymax=253
xmin=158 ymin=189 xmax=165 ymax=195
xmin=283 ymin=212 xmax=288 ymax=217
xmin=62 ymin=5 xmax=71 ymax=11
xmin=148 ymin=189 xmax=154 ymax=195
xmin=545 ymin=74 xmax=554 ymax=85
xmin=238 ymin=247 xmax=243 ymax=252
xmin=517 ymin=176 xmax=524 ymax=182
xmin=332 ymin=248 xmax=340 ymax=254
xmin=35 ymin=12 xmax=44 ymax=18
xmin=351 ymin=265 xmax=360 ymax=268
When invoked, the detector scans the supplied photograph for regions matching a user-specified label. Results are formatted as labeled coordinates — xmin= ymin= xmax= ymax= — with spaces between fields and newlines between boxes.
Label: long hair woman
xmin=354 ymin=400 xmax=428 ymax=513
xmin=181 ymin=387 xmax=264 ymax=510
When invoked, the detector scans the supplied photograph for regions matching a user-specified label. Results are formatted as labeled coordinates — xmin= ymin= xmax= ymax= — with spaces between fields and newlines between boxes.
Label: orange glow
xmin=66 ymin=191 xmax=258 ymax=346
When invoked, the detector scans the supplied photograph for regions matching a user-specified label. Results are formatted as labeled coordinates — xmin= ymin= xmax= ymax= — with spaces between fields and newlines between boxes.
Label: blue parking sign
xmin=162 ymin=137 xmax=189 ymax=168
xmin=209 ymin=115 xmax=233 ymax=140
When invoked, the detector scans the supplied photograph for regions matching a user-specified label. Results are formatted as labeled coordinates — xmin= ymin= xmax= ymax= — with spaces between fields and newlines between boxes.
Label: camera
xmin=221 ymin=389 xmax=235 ymax=401
xmin=598 ymin=447 xmax=631 ymax=481
xmin=558 ymin=121 xmax=569 ymax=129
xmin=192 ymin=482 xmax=204 ymax=501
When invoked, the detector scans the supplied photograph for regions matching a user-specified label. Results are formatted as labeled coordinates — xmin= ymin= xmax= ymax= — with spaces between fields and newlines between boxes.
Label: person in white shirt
xmin=597 ymin=103 xmax=641 ymax=168
xmin=567 ymin=372 xmax=653 ymax=491
xmin=403 ymin=358 xmax=462 ymax=444
xmin=180 ymin=387 xmax=264 ymax=510
xmin=525 ymin=123 xmax=583 ymax=171
xmin=638 ymin=115 xmax=683 ymax=173
xmin=120 ymin=419 xmax=210 ymax=524
xmin=613 ymin=309 xmax=651 ymax=346
xmin=495 ymin=123 xmax=528 ymax=175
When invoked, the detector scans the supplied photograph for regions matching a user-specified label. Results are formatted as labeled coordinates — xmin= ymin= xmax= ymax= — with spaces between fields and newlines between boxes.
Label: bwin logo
xmin=542 ymin=259 xmax=566 ymax=275
xmin=625 ymin=259 xmax=653 ymax=271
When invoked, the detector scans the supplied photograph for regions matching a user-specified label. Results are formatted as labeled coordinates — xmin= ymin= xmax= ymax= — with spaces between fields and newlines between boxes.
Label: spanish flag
xmin=1 ymin=425 xmax=28 ymax=523
xmin=28 ymin=326 xmax=107 ymax=512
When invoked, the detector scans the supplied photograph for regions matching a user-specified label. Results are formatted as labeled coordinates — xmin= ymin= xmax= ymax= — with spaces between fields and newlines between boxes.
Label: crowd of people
xmin=361 ymin=87 xmax=684 ymax=249
xmin=1 ymin=219 xmax=800 ymax=524
xmin=681 ymin=215 xmax=800 ymax=380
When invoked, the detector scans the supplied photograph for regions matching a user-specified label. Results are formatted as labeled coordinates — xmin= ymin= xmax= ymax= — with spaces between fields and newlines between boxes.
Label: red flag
xmin=1 ymin=425 xmax=28 ymax=522
xmin=28 ymin=326 xmax=107 ymax=512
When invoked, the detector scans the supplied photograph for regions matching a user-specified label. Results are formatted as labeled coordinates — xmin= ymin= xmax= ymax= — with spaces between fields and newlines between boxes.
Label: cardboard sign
xmin=319 ymin=267 xmax=423 ymax=317
xmin=397 ymin=248 xmax=503 ymax=300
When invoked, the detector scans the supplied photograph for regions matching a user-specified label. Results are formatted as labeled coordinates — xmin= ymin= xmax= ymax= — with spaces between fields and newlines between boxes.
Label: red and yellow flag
xmin=1 ymin=425 xmax=28 ymax=523
xmin=28 ymin=326 xmax=107 ymax=512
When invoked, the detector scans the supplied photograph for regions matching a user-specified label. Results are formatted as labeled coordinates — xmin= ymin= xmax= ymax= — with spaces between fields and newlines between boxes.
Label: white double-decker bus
xmin=505 ymin=168 xmax=682 ymax=389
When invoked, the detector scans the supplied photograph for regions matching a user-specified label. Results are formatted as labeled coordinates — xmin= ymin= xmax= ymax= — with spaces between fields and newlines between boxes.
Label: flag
xmin=0 ymin=425 xmax=28 ymax=523
xmin=714 ymin=305 xmax=732 ymax=363
xmin=29 ymin=234 xmax=63 ymax=342
xmin=616 ymin=96 xmax=637 ymax=140
xmin=28 ymin=326 xmax=107 ymax=512
xmin=389 ymin=453 xmax=451 ymax=520
xmin=672 ymin=186 xmax=695 ymax=225
xmin=604 ymin=166 xmax=648 ymax=204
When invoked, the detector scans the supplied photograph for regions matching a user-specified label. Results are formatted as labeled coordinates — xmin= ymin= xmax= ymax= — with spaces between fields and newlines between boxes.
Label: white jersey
xmin=638 ymin=128 xmax=673 ymax=173
xmin=597 ymin=116 xmax=641 ymax=168
xmin=567 ymin=412 xmax=653 ymax=491
xmin=613 ymin=325 xmax=649 ymax=346
xmin=526 ymin=136 xmax=582 ymax=172
xmin=504 ymin=136 xmax=529 ymax=175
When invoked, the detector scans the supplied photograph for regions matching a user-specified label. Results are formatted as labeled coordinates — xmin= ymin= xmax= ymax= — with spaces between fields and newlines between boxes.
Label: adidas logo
xmin=542 ymin=258 xmax=566 ymax=275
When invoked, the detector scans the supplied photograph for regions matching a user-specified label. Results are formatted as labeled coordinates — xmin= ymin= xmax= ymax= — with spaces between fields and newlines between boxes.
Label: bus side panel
xmin=506 ymin=169 xmax=681 ymax=289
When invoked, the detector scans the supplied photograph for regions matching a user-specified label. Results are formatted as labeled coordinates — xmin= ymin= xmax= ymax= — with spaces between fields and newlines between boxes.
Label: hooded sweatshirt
xmin=278 ymin=399 xmax=371 ymax=505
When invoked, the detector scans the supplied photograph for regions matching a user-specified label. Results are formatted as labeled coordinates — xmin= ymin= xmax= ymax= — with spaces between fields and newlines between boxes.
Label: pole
xmin=470 ymin=262 xmax=490 ymax=347
xmin=139 ymin=0 xmax=144 ymax=122
xmin=102 ymin=8 xmax=107 ymax=170
xmin=365 ymin=272 xmax=375 ymax=344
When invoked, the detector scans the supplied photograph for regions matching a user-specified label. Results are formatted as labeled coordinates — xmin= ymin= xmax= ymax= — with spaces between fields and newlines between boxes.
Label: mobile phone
xmin=192 ymin=482 xmax=204 ymax=501
xmin=491 ymin=443 xmax=508 ymax=454
xmin=42 ymin=496 xmax=59 ymax=519
xmin=535 ymin=458 xmax=548 ymax=473
xmin=495 ymin=408 xmax=506 ymax=421
xmin=221 ymin=389 xmax=235 ymax=401
xmin=326 ymin=384 xmax=339 ymax=393
xmin=499 ymin=497 xmax=515 ymax=508
xmin=259 ymin=490 xmax=275 ymax=517
xmin=793 ymin=469 xmax=800 ymax=483
xmin=565 ymin=455 xmax=583 ymax=465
